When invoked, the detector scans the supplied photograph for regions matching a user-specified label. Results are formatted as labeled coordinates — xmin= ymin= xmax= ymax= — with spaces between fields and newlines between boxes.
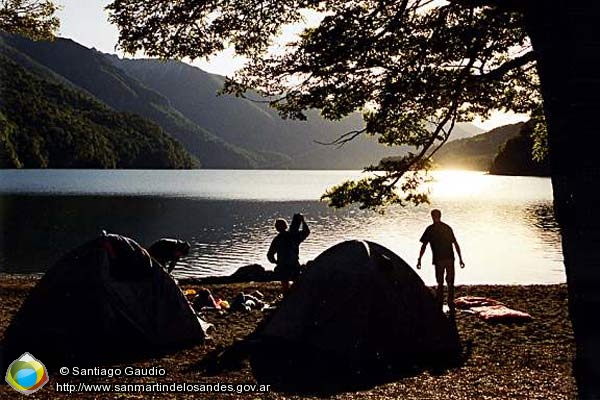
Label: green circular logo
xmin=5 ymin=352 xmax=49 ymax=395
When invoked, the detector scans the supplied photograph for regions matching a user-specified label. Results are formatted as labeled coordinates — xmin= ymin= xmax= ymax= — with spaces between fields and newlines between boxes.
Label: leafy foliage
xmin=489 ymin=120 xmax=550 ymax=176
xmin=0 ymin=0 xmax=58 ymax=40
xmin=0 ymin=55 xmax=198 ymax=168
xmin=108 ymin=0 xmax=542 ymax=210
xmin=529 ymin=105 xmax=548 ymax=162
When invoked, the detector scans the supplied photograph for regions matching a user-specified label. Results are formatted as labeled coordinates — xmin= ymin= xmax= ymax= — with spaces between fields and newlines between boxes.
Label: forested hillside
xmin=1 ymin=33 xmax=264 ymax=168
xmin=489 ymin=122 xmax=550 ymax=176
xmin=115 ymin=58 xmax=483 ymax=169
xmin=432 ymin=123 xmax=525 ymax=170
xmin=1 ymin=33 xmax=484 ymax=170
xmin=0 ymin=56 xmax=196 ymax=168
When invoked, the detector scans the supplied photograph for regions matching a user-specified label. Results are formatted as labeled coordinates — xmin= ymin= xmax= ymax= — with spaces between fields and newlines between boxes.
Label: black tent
xmin=251 ymin=240 xmax=461 ymax=390
xmin=3 ymin=233 xmax=208 ymax=366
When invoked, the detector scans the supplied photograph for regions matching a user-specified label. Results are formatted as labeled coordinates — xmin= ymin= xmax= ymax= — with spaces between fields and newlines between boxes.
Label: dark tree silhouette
xmin=0 ymin=0 xmax=58 ymax=40
xmin=107 ymin=1 xmax=600 ymax=396
xmin=489 ymin=121 xmax=550 ymax=176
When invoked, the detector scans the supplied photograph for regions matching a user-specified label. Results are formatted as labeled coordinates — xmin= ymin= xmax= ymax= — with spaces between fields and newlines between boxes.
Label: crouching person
xmin=148 ymin=238 xmax=191 ymax=273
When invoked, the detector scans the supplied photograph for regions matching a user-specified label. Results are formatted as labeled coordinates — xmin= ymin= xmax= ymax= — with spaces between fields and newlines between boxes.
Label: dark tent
xmin=251 ymin=240 xmax=461 ymax=390
xmin=3 ymin=233 xmax=208 ymax=367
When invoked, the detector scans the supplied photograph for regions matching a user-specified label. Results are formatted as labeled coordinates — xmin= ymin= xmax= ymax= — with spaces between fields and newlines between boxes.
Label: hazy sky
xmin=55 ymin=0 xmax=245 ymax=75
xmin=55 ymin=0 xmax=527 ymax=131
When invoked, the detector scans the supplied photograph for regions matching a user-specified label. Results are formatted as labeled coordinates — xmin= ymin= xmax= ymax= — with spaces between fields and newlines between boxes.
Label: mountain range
xmin=0 ymin=33 xmax=484 ymax=169
xmin=0 ymin=41 xmax=196 ymax=168
xmin=432 ymin=122 xmax=526 ymax=170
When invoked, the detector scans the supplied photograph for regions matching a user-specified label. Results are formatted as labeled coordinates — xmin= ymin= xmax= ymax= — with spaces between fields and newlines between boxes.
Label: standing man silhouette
xmin=417 ymin=209 xmax=465 ymax=314
xmin=267 ymin=213 xmax=310 ymax=293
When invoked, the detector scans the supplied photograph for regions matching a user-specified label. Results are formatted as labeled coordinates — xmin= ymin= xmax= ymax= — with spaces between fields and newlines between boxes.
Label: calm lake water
xmin=0 ymin=169 xmax=564 ymax=285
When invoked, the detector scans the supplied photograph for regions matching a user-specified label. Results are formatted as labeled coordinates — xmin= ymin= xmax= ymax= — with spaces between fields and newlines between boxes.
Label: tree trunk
xmin=523 ymin=2 xmax=600 ymax=398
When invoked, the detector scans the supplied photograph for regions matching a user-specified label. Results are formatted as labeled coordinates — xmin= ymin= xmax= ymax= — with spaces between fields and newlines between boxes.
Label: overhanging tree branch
xmin=477 ymin=51 xmax=536 ymax=81
xmin=314 ymin=128 xmax=367 ymax=148
xmin=108 ymin=0 xmax=541 ymax=209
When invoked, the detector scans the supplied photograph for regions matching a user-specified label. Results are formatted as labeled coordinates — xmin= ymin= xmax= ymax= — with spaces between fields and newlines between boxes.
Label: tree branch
xmin=314 ymin=128 xmax=367 ymax=148
xmin=477 ymin=51 xmax=536 ymax=81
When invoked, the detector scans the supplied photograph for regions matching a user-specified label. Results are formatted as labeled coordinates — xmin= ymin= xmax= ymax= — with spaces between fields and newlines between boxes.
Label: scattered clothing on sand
xmin=231 ymin=292 xmax=269 ymax=312
xmin=191 ymin=289 xmax=268 ymax=314
xmin=193 ymin=288 xmax=220 ymax=310
xmin=454 ymin=296 xmax=533 ymax=322
xmin=215 ymin=299 xmax=230 ymax=310
xmin=470 ymin=304 xmax=533 ymax=322
xmin=454 ymin=296 xmax=503 ymax=308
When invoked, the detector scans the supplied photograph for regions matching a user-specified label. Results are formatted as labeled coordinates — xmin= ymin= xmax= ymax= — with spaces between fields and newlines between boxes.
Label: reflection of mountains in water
xmin=0 ymin=196 xmax=371 ymax=276
xmin=1 ymin=193 xmax=564 ymax=284
xmin=0 ymin=195 xmax=416 ymax=277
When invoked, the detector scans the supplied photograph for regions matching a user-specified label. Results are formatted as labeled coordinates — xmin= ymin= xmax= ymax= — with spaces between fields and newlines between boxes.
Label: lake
xmin=0 ymin=169 xmax=564 ymax=285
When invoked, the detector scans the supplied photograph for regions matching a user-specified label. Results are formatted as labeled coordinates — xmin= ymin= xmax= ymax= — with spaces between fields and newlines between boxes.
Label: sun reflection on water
xmin=0 ymin=169 xmax=563 ymax=284
xmin=427 ymin=170 xmax=491 ymax=199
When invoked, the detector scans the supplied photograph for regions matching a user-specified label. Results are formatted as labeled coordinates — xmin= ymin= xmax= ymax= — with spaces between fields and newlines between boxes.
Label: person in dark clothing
xmin=267 ymin=213 xmax=310 ymax=292
xmin=417 ymin=209 xmax=465 ymax=314
xmin=147 ymin=238 xmax=191 ymax=274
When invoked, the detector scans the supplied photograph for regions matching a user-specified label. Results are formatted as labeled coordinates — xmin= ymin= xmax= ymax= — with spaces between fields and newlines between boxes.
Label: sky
xmin=55 ymin=0 xmax=528 ymax=131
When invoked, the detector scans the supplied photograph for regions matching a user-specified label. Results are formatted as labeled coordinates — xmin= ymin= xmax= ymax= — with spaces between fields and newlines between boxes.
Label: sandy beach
xmin=0 ymin=275 xmax=575 ymax=399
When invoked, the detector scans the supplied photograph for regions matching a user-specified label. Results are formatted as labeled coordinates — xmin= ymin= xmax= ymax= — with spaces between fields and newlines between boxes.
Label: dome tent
xmin=3 ymin=233 xmax=208 ymax=367
xmin=251 ymin=240 xmax=461 ymax=390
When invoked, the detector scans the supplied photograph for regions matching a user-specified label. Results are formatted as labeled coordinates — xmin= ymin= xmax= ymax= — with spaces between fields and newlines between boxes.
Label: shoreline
xmin=0 ymin=276 xmax=575 ymax=399
xmin=0 ymin=272 xmax=568 ymax=286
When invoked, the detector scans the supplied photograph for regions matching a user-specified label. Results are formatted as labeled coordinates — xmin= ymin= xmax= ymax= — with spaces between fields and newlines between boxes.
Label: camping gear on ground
xmin=454 ymin=296 xmax=501 ymax=309
xmin=454 ymin=296 xmax=533 ymax=322
xmin=471 ymin=305 xmax=533 ymax=322
xmin=252 ymin=290 xmax=264 ymax=299
xmin=231 ymin=292 xmax=268 ymax=312
xmin=193 ymin=288 xmax=220 ymax=310
xmin=216 ymin=299 xmax=230 ymax=310
xmin=250 ymin=240 xmax=461 ymax=390
xmin=3 ymin=233 xmax=209 ymax=367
